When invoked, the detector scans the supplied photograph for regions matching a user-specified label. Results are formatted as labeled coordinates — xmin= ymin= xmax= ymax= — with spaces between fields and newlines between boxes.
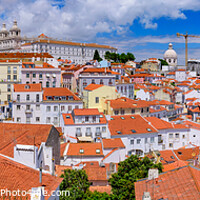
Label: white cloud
xmin=1 ymin=0 xmax=200 ymax=41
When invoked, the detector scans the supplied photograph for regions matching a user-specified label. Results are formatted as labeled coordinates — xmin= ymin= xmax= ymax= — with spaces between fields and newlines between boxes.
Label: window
xmin=26 ymin=105 xmax=30 ymax=110
xmin=150 ymin=137 xmax=154 ymax=143
xmin=52 ymin=81 xmax=56 ymax=88
xmin=36 ymin=117 xmax=40 ymax=122
xmin=131 ymin=109 xmax=135 ymax=114
xmin=68 ymin=105 xmax=72 ymax=111
xmin=54 ymin=117 xmax=58 ymax=124
xmin=102 ymin=127 xmax=106 ymax=132
xmin=36 ymin=94 xmax=40 ymax=102
xmin=16 ymin=117 xmax=21 ymax=122
xmin=121 ymin=110 xmax=125 ymax=115
xmin=7 ymin=66 xmax=11 ymax=74
xmin=7 ymin=95 xmax=11 ymax=101
xmin=141 ymin=108 xmax=144 ymax=113
xmin=26 ymin=117 xmax=31 ymax=123
xmin=13 ymin=75 xmax=17 ymax=81
xmin=75 ymin=105 xmax=79 ymax=109
xmin=26 ymin=94 xmax=30 ymax=101
xmin=32 ymin=73 xmax=36 ymax=78
xmin=46 ymin=81 xmax=50 ymax=88
xmin=7 ymin=75 xmax=11 ymax=81
xmin=86 ymin=127 xmax=91 ymax=136
xmin=46 ymin=106 xmax=51 ymax=112
xmin=91 ymin=79 xmax=95 ymax=84
xmin=7 ymin=84 xmax=11 ymax=92
xmin=193 ymin=135 xmax=196 ymax=137
xmin=114 ymin=110 xmax=119 ymax=115
xmin=169 ymin=143 xmax=173 ymax=148
xmin=26 ymin=73 xmax=30 ymax=78
xmin=61 ymin=106 xmax=65 ymax=111
xmin=33 ymin=105 xmax=39 ymax=111
xmin=92 ymin=116 xmax=96 ymax=122
xmin=130 ymin=140 xmax=134 ymax=144
xmin=169 ymin=133 xmax=173 ymax=138
xmin=39 ymin=73 xmax=43 ymax=79
xmin=175 ymin=133 xmax=179 ymax=138
xmin=137 ymin=139 xmax=141 ymax=144
xmin=46 ymin=117 xmax=51 ymax=123
xmin=145 ymin=138 xmax=148 ymax=143
xmin=17 ymin=105 xmax=21 ymax=110
xmin=96 ymin=127 xmax=100 ymax=133
xmin=183 ymin=135 xmax=185 ymax=139
xmin=54 ymin=106 xmax=58 ymax=112
xmin=85 ymin=116 xmax=89 ymax=122
xmin=17 ymin=94 xmax=20 ymax=101
xmin=95 ymin=97 xmax=99 ymax=104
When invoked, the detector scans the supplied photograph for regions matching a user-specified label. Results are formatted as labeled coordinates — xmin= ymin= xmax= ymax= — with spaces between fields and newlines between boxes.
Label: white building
xmin=61 ymin=108 xmax=110 ymax=142
xmin=108 ymin=115 xmax=159 ymax=157
xmin=175 ymin=69 xmax=187 ymax=82
xmin=12 ymin=83 xmax=83 ymax=126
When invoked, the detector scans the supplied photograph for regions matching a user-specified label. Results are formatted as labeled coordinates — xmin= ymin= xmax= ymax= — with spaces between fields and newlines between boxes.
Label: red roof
xmin=0 ymin=154 xmax=62 ymax=200
xmin=14 ymin=83 xmax=42 ymax=92
xmin=163 ymin=160 xmax=189 ymax=172
xmin=67 ymin=143 xmax=104 ymax=156
xmin=73 ymin=108 xmax=100 ymax=116
xmin=145 ymin=117 xmax=173 ymax=130
xmin=108 ymin=114 xmax=158 ymax=136
xmin=84 ymin=84 xmax=104 ymax=91
xmin=135 ymin=166 xmax=200 ymax=200
xmin=102 ymin=138 xmax=125 ymax=149
xmin=43 ymin=88 xmax=80 ymax=101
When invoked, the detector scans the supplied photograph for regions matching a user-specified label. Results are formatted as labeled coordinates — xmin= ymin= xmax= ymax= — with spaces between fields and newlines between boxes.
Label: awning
xmin=77 ymin=137 xmax=93 ymax=142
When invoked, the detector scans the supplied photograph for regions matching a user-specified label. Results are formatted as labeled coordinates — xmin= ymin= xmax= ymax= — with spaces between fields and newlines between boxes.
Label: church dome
xmin=164 ymin=43 xmax=177 ymax=59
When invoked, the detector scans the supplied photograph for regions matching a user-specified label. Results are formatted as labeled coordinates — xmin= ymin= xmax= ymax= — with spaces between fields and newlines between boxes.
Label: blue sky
xmin=1 ymin=0 xmax=200 ymax=64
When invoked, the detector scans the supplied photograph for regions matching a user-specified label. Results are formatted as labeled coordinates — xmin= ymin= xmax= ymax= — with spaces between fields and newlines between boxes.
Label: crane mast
xmin=177 ymin=32 xmax=200 ymax=67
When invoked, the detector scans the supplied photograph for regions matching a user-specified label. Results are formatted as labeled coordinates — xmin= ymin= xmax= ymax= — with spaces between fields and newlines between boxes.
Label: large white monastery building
xmin=0 ymin=21 xmax=117 ymax=64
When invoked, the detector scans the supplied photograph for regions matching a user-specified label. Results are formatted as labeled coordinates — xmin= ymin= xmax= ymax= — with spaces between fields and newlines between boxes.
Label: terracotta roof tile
xmin=14 ymin=83 xmax=42 ymax=92
xmin=84 ymin=84 xmax=104 ymax=91
xmin=102 ymin=138 xmax=125 ymax=149
xmin=73 ymin=108 xmax=100 ymax=116
xmin=108 ymin=114 xmax=158 ymax=136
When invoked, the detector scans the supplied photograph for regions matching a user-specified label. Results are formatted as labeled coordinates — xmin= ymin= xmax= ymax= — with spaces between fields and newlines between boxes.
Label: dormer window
xmin=47 ymin=96 xmax=52 ymax=100
xmin=79 ymin=149 xmax=84 ymax=154
xmin=68 ymin=96 xmax=74 ymax=100
xmin=62 ymin=96 xmax=66 ymax=100
xmin=25 ymin=85 xmax=30 ymax=89
xmin=54 ymin=96 xmax=59 ymax=100
xmin=96 ymin=149 xmax=100 ymax=154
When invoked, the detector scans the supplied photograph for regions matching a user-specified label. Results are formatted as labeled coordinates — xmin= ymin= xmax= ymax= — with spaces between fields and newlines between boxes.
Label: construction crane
xmin=176 ymin=32 xmax=200 ymax=66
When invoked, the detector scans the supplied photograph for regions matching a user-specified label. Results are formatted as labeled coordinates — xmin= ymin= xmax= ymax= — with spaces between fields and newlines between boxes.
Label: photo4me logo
xmin=0 ymin=188 xmax=70 ymax=198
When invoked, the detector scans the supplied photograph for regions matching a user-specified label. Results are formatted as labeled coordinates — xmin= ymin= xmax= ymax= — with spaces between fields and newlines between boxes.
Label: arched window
xmin=46 ymin=81 xmax=50 ymax=88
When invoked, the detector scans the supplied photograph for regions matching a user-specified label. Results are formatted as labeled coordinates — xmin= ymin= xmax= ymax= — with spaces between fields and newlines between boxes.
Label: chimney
xmin=142 ymin=192 xmax=151 ymax=200
xmin=148 ymin=168 xmax=159 ymax=180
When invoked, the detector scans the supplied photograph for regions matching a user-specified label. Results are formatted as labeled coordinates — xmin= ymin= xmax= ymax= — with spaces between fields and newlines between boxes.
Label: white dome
xmin=164 ymin=43 xmax=177 ymax=59
xmin=10 ymin=20 xmax=20 ymax=31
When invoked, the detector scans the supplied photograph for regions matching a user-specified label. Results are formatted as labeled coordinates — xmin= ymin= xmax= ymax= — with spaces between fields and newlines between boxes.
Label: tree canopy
xmin=159 ymin=59 xmax=168 ymax=66
xmin=109 ymin=155 xmax=163 ymax=200
xmin=93 ymin=50 xmax=103 ymax=62
xmin=104 ymin=51 xmax=135 ymax=63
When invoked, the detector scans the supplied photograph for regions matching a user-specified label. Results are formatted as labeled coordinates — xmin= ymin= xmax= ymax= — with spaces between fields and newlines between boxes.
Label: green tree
xmin=109 ymin=155 xmax=162 ymax=200
xmin=104 ymin=51 xmax=135 ymax=63
xmin=93 ymin=50 xmax=103 ymax=62
xmin=60 ymin=169 xmax=91 ymax=200
xmin=159 ymin=59 xmax=168 ymax=66
xmin=85 ymin=191 xmax=112 ymax=200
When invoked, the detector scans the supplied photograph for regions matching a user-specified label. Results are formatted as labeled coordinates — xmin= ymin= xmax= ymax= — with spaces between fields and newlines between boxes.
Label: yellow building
xmin=102 ymin=97 xmax=150 ymax=116
xmin=0 ymin=60 xmax=21 ymax=103
xmin=83 ymin=84 xmax=119 ymax=112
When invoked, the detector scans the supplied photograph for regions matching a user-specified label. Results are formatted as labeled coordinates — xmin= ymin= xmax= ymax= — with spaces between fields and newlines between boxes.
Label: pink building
xmin=21 ymin=62 xmax=61 ymax=88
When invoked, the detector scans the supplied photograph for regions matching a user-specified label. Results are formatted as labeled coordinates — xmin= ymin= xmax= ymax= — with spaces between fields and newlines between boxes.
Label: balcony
xmin=95 ymin=132 xmax=101 ymax=137
xmin=25 ymin=109 xmax=32 ymax=114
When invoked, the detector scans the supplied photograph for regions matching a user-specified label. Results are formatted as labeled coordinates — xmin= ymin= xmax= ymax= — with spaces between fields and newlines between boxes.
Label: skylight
xmin=131 ymin=129 xmax=136 ymax=133
xmin=117 ymin=131 xmax=122 ymax=134
xmin=79 ymin=149 xmax=84 ymax=154
xmin=147 ymin=128 xmax=152 ymax=132
xmin=65 ymin=115 xmax=70 ymax=119
xmin=121 ymin=117 xmax=125 ymax=120
xmin=96 ymin=149 xmax=100 ymax=154
xmin=131 ymin=116 xmax=135 ymax=119
xmin=110 ymin=118 xmax=114 ymax=120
